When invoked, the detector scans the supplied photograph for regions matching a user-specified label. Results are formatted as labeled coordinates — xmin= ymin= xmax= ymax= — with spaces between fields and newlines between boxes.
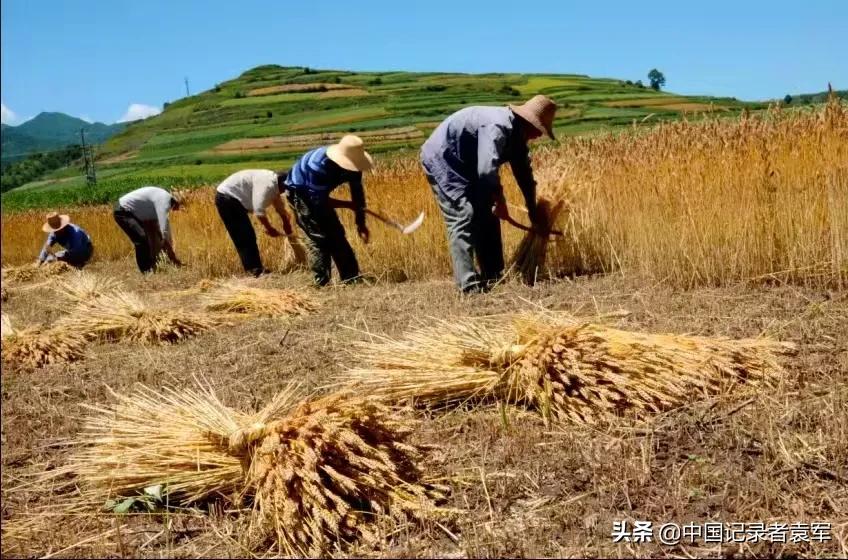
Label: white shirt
xmin=216 ymin=169 xmax=279 ymax=216
xmin=118 ymin=186 xmax=174 ymax=243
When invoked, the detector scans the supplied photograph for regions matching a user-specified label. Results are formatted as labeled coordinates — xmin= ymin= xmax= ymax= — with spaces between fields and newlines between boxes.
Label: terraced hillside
xmin=2 ymin=65 xmax=757 ymax=210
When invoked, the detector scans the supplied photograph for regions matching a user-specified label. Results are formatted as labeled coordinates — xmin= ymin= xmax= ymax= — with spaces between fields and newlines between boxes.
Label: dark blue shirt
xmin=38 ymin=224 xmax=92 ymax=263
xmin=285 ymin=146 xmax=367 ymax=225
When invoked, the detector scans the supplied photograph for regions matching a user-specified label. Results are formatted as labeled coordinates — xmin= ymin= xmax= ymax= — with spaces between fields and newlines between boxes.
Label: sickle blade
xmin=402 ymin=212 xmax=425 ymax=234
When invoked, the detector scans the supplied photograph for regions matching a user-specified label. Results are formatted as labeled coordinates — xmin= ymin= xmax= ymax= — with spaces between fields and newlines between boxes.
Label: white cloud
xmin=118 ymin=103 xmax=162 ymax=123
xmin=1 ymin=102 xmax=20 ymax=125
xmin=78 ymin=114 xmax=94 ymax=123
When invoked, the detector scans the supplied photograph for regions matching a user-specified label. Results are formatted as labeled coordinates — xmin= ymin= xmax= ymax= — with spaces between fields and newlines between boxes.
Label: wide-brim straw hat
xmin=42 ymin=212 xmax=71 ymax=233
xmin=509 ymin=94 xmax=558 ymax=140
xmin=326 ymin=135 xmax=374 ymax=172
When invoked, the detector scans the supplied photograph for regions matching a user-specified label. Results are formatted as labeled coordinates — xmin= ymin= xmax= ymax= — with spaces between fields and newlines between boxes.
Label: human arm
xmin=477 ymin=123 xmax=511 ymax=218
xmin=349 ymin=174 xmax=369 ymax=243
xmin=271 ymin=195 xmax=293 ymax=236
xmin=254 ymin=174 xmax=283 ymax=237
xmin=37 ymin=233 xmax=56 ymax=264
xmin=162 ymin=239 xmax=182 ymax=266
xmin=508 ymin=141 xmax=539 ymax=226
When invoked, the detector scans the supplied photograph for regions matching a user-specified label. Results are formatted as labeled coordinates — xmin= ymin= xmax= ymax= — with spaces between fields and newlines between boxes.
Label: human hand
xmin=357 ymin=224 xmax=370 ymax=244
xmin=492 ymin=198 xmax=509 ymax=220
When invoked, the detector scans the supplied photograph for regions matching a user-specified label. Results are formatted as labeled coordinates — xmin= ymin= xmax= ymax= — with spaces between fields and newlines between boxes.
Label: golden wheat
xmin=202 ymin=281 xmax=317 ymax=317
xmin=55 ymin=290 xmax=216 ymax=344
xmin=0 ymin=315 xmax=86 ymax=370
xmin=342 ymin=312 xmax=794 ymax=423
xmin=2 ymin=261 xmax=73 ymax=284
xmin=43 ymin=382 xmax=438 ymax=555
xmin=53 ymin=271 xmax=123 ymax=303
xmin=4 ymin=101 xmax=844 ymax=287
xmin=502 ymin=317 xmax=795 ymax=424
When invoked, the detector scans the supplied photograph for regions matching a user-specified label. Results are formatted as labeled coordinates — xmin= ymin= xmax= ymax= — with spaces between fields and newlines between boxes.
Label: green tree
xmin=783 ymin=94 xmax=793 ymax=105
xmin=648 ymin=69 xmax=666 ymax=91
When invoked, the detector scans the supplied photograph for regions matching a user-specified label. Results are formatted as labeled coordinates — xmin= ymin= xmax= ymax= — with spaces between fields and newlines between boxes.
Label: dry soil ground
xmin=1 ymin=261 xmax=846 ymax=558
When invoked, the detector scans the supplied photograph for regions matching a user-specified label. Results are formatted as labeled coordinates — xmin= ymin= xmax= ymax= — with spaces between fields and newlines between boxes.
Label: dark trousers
xmin=113 ymin=207 xmax=156 ymax=273
xmin=50 ymin=244 xmax=93 ymax=268
xmin=286 ymin=188 xmax=360 ymax=286
xmin=215 ymin=192 xmax=263 ymax=276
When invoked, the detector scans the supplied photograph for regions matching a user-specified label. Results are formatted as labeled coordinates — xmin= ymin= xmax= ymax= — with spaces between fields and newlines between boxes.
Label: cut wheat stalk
xmin=38 ymin=381 xmax=440 ymax=556
xmin=501 ymin=317 xmax=795 ymax=424
xmin=55 ymin=290 xmax=218 ymax=344
xmin=2 ymin=261 xmax=73 ymax=284
xmin=1 ymin=315 xmax=86 ymax=370
xmin=52 ymin=271 xmax=123 ymax=303
xmin=342 ymin=312 xmax=795 ymax=423
xmin=201 ymin=281 xmax=317 ymax=318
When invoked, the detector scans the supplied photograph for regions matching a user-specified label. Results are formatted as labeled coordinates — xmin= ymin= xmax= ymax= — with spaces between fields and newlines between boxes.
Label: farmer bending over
xmin=420 ymin=95 xmax=557 ymax=293
xmin=37 ymin=212 xmax=93 ymax=268
xmin=283 ymin=135 xmax=372 ymax=287
xmin=113 ymin=186 xmax=183 ymax=273
xmin=215 ymin=169 xmax=293 ymax=276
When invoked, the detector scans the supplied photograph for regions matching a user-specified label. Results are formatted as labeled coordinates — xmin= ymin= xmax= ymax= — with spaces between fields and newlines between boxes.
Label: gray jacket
xmin=420 ymin=106 xmax=536 ymax=210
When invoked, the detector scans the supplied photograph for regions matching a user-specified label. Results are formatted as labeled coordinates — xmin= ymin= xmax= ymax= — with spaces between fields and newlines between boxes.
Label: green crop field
xmin=1 ymin=64 xmax=760 ymax=211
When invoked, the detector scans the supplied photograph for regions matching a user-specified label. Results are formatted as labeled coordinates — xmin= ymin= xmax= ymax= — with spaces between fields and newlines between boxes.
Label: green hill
xmin=1 ymin=112 xmax=126 ymax=164
xmin=2 ymin=65 xmax=760 ymax=210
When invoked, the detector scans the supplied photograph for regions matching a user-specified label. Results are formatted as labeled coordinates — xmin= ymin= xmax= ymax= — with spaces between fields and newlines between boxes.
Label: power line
xmin=185 ymin=76 xmax=190 ymax=97
xmin=80 ymin=128 xmax=97 ymax=186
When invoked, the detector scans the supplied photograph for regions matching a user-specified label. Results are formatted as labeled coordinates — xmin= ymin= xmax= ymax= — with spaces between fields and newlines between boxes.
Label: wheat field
xmin=2 ymin=101 xmax=846 ymax=288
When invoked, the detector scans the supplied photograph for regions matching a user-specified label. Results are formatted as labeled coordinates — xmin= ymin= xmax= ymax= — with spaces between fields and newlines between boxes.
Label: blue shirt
xmin=420 ymin=106 xmax=536 ymax=208
xmin=38 ymin=224 xmax=92 ymax=263
xmin=285 ymin=146 xmax=367 ymax=225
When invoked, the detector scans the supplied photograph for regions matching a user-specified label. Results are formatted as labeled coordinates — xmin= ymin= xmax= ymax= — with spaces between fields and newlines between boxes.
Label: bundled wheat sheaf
xmin=53 ymin=271 xmax=123 ymax=303
xmin=344 ymin=313 xmax=794 ymax=423
xmin=48 ymin=383 xmax=438 ymax=556
xmin=56 ymin=290 xmax=216 ymax=344
xmin=1 ymin=261 xmax=73 ymax=284
xmin=202 ymin=281 xmax=317 ymax=317
xmin=0 ymin=314 xmax=86 ymax=370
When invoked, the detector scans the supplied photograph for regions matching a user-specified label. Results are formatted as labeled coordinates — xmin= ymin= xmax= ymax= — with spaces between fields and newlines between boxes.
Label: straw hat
xmin=509 ymin=94 xmax=558 ymax=140
xmin=42 ymin=212 xmax=71 ymax=233
xmin=326 ymin=135 xmax=374 ymax=172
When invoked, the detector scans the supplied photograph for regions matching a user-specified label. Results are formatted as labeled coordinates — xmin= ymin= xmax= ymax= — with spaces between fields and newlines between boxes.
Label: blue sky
xmin=1 ymin=0 xmax=845 ymax=125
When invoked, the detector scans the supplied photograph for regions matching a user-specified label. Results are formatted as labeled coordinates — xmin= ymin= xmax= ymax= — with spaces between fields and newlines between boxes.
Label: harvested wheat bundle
xmin=343 ymin=312 xmax=794 ymax=423
xmin=2 ymin=261 xmax=73 ymax=284
xmin=502 ymin=317 xmax=795 ymax=424
xmin=280 ymin=234 xmax=309 ymax=270
xmin=1 ymin=313 xmax=15 ymax=339
xmin=57 ymin=290 xmax=216 ymax=344
xmin=508 ymin=161 xmax=577 ymax=284
xmin=202 ymin=281 xmax=317 ymax=317
xmin=53 ymin=383 xmax=263 ymax=506
xmin=48 ymin=382 xmax=438 ymax=556
xmin=239 ymin=392 xmax=440 ymax=556
xmin=1 ymin=316 xmax=86 ymax=370
xmin=343 ymin=319 xmax=517 ymax=405
xmin=53 ymin=271 xmax=123 ymax=303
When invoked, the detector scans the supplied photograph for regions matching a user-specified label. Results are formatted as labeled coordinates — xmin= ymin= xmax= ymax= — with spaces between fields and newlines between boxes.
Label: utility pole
xmin=80 ymin=128 xmax=96 ymax=186
xmin=185 ymin=76 xmax=190 ymax=97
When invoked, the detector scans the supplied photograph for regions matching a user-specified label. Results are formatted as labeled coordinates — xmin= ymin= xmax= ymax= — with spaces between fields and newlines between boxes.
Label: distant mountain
xmin=1 ymin=112 xmax=126 ymax=163
xmin=779 ymin=88 xmax=847 ymax=105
